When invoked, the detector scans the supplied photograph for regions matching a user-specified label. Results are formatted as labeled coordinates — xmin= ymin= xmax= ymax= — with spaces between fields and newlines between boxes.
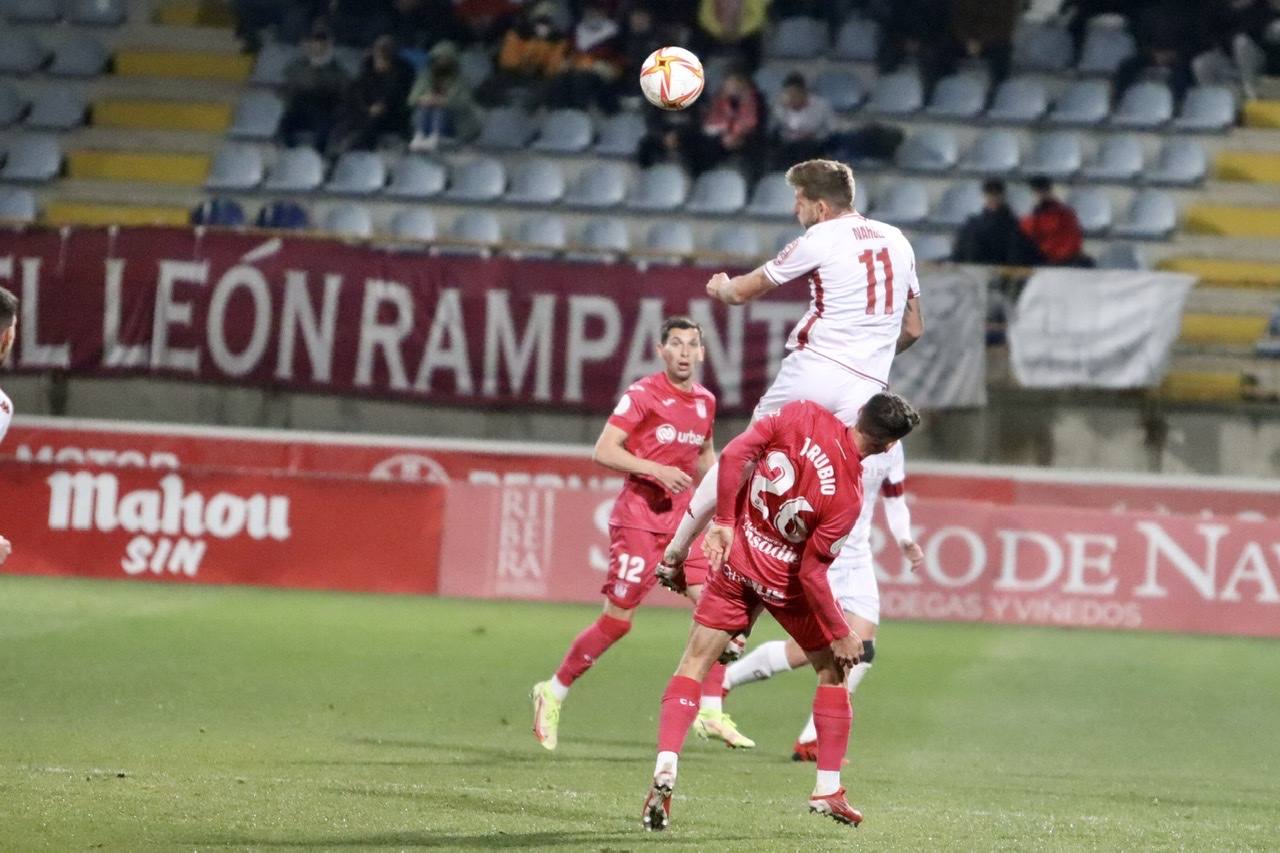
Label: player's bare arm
xmin=695 ymin=439 xmax=716 ymax=482
xmin=593 ymin=424 xmax=694 ymax=494
xmin=705 ymin=268 xmax=774 ymax=306
xmin=702 ymin=522 xmax=734 ymax=571
xmin=896 ymin=296 xmax=923 ymax=353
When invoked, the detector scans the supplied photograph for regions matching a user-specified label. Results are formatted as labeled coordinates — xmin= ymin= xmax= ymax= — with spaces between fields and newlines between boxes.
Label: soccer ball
xmin=639 ymin=47 xmax=705 ymax=111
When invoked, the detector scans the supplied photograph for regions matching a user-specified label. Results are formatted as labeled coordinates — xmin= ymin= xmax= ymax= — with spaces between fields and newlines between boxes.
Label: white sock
xmin=725 ymin=640 xmax=795 ymax=691
xmin=668 ymin=460 xmax=720 ymax=555
xmin=548 ymin=676 xmax=570 ymax=701
xmin=815 ymin=769 xmax=841 ymax=796
xmin=798 ymin=714 xmax=817 ymax=743
xmin=699 ymin=695 xmax=722 ymax=713
xmin=655 ymin=751 xmax=679 ymax=778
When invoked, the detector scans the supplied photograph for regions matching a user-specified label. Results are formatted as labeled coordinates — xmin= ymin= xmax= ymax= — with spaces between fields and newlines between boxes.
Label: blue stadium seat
xmin=532 ymin=108 xmax=593 ymax=153
xmin=927 ymin=181 xmax=984 ymax=228
xmin=512 ymin=215 xmax=567 ymax=258
xmin=228 ymin=91 xmax=284 ymax=140
xmin=388 ymin=208 xmax=438 ymax=242
xmin=1048 ymin=79 xmax=1112 ymax=126
xmin=1144 ymin=138 xmax=1207 ymax=186
xmin=0 ymin=83 xmax=26 ymax=127
xmin=774 ymin=228 xmax=804 ymax=253
xmin=1012 ymin=22 xmax=1074 ymax=73
xmin=1095 ymin=241 xmax=1147 ymax=270
xmin=49 ymin=34 xmax=110 ymax=77
xmin=1020 ymin=131 xmax=1084 ymax=180
xmin=571 ymin=217 xmax=630 ymax=262
xmin=190 ymin=197 xmax=246 ymax=227
xmin=985 ymin=75 xmax=1049 ymax=124
xmin=205 ymin=143 xmax=264 ymax=191
xmin=256 ymin=200 xmax=310 ymax=230
xmin=925 ymin=72 xmax=988 ymax=120
xmin=832 ymin=17 xmax=880 ymax=62
xmin=645 ymin=221 xmax=695 ymax=263
xmin=443 ymin=157 xmax=505 ymax=202
xmin=865 ymin=69 xmax=924 ymax=116
xmin=747 ymin=172 xmax=796 ymax=219
xmin=911 ymin=233 xmax=952 ymax=263
xmin=686 ymin=167 xmax=748 ymax=215
xmin=563 ymin=161 xmax=628 ymax=208
xmin=25 ymin=86 xmax=87 ymax=130
xmin=867 ymin=180 xmax=928 ymax=226
xmin=959 ymin=129 xmax=1020 ymax=176
xmin=1066 ymin=187 xmax=1114 ymax=236
xmin=854 ymin=180 xmax=870 ymax=213
xmin=626 ymin=164 xmax=689 ymax=212
xmin=1173 ymin=85 xmax=1236 ymax=133
xmin=263 ymin=147 xmax=324 ymax=192
xmin=1112 ymin=189 xmax=1177 ymax=240
xmin=1 ymin=135 xmax=61 ymax=181
xmin=442 ymin=210 xmax=502 ymax=255
xmin=476 ymin=106 xmax=536 ymax=150
xmin=1110 ymin=81 xmax=1173 ymax=130
xmin=753 ymin=65 xmax=790 ymax=102
xmin=251 ymin=43 xmax=300 ymax=87
xmin=504 ymin=158 xmax=566 ymax=205
xmin=0 ymin=31 xmax=49 ymax=74
xmin=3 ymin=0 xmax=59 ymax=23
xmin=323 ymin=204 xmax=373 ymax=239
xmin=67 ymin=0 xmax=125 ymax=26
xmin=704 ymin=225 xmax=761 ymax=262
xmin=386 ymin=155 xmax=447 ymax=199
xmin=458 ymin=47 xmax=492 ymax=87
xmin=0 ymin=186 xmax=37 ymax=223
xmin=326 ymin=150 xmax=386 ymax=195
xmin=896 ymin=127 xmax=960 ymax=174
xmin=594 ymin=111 xmax=646 ymax=157
xmin=1076 ymin=24 xmax=1135 ymax=75
xmin=812 ymin=69 xmax=865 ymax=113
xmin=768 ymin=16 xmax=829 ymax=60
xmin=1081 ymin=135 xmax=1144 ymax=182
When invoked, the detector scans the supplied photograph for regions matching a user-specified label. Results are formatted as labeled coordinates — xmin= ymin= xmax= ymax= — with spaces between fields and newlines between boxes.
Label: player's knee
xmin=861 ymin=638 xmax=875 ymax=665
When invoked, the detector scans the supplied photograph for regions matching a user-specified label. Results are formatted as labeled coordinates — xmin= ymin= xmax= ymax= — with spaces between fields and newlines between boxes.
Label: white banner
xmin=1007 ymin=269 xmax=1197 ymax=389
xmin=890 ymin=266 xmax=988 ymax=408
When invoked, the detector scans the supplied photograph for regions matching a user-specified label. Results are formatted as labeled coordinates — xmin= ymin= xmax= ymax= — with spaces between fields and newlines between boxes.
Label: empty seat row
xmin=0 ymin=185 xmax=37 ymax=222
xmin=0 ymin=30 xmax=112 ymax=76
xmin=0 ymin=133 xmax=62 ymax=181
xmin=1 ymin=0 xmax=125 ymax=26
xmin=896 ymin=128 xmax=1207 ymax=186
xmin=0 ymin=83 xmax=88 ymax=129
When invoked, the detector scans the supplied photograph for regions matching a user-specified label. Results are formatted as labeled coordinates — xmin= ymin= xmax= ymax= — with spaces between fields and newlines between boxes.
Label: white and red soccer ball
xmin=639 ymin=47 xmax=705 ymax=111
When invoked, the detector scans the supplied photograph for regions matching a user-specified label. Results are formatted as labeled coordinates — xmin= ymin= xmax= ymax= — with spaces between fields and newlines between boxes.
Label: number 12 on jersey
xmin=859 ymin=248 xmax=895 ymax=315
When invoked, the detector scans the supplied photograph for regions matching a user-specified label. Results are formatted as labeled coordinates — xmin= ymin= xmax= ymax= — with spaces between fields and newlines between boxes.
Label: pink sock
xmin=657 ymin=676 xmax=702 ymax=754
xmin=554 ymin=614 xmax=631 ymax=686
xmin=812 ymin=684 xmax=852 ymax=772
xmin=701 ymin=662 xmax=726 ymax=701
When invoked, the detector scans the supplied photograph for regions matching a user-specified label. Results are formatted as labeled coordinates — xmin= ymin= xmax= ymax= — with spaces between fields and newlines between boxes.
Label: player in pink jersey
xmin=0 ymin=286 xmax=17 ymax=566
xmin=641 ymin=394 xmax=919 ymax=832
xmin=531 ymin=317 xmax=752 ymax=751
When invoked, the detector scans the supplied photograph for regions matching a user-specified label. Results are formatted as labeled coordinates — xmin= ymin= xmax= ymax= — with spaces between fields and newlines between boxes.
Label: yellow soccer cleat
xmin=531 ymin=681 xmax=562 ymax=751
xmin=693 ymin=709 xmax=756 ymax=749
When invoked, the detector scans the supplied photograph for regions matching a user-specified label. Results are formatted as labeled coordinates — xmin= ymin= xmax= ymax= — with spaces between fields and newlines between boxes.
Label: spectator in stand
xmin=637 ymin=107 xmax=699 ymax=171
xmin=478 ymin=2 xmax=568 ymax=106
xmin=949 ymin=0 xmax=1018 ymax=82
xmin=690 ymin=66 xmax=764 ymax=175
xmin=1193 ymin=0 xmax=1278 ymax=101
xmin=1021 ymin=176 xmax=1093 ymax=267
xmin=408 ymin=41 xmax=482 ymax=150
xmin=279 ymin=24 xmax=350 ymax=151
xmin=551 ymin=1 xmax=626 ymax=113
xmin=768 ymin=72 xmax=834 ymax=168
xmin=328 ymin=35 xmax=416 ymax=155
xmin=952 ymin=179 xmax=1042 ymax=265
xmin=233 ymin=0 xmax=319 ymax=53
xmin=621 ymin=5 xmax=667 ymax=85
xmin=451 ymin=0 xmax=524 ymax=44
xmin=875 ymin=0 xmax=957 ymax=86
xmin=1115 ymin=0 xmax=1202 ymax=99
xmin=694 ymin=0 xmax=771 ymax=71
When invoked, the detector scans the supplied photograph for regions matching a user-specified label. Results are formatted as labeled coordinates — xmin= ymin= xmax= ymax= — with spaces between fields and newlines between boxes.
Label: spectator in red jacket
xmin=690 ymin=67 xmax=763 ymax=175
xmin=1021 ymin=176 xmax=1093 ymax=267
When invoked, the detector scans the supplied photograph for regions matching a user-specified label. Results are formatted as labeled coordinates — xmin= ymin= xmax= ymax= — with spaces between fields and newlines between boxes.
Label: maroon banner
xmin=0 ymin=225 xmax=805 ymax=415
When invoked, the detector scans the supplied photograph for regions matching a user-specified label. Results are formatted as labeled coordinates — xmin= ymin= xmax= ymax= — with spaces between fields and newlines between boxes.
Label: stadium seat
xmin=458 ymin=47 xmax=492 ymax=87
xmin=985 ymin=75 xmax=1049 ymax=124
xmin=0 ymin=187 xmax=37 ymax=223
xmin=250 ymin=42 xmax=300 ymax=86
xmin=895 ymin=127 xmax=960 ymax=173
xmin=0 ymin=134 xmax=61 ymax=181
xmin=4 ymin=0 xmax=59 ymax=23
xmin=768 ymin=16 xmax=829 ymax=59
xmin=925 ymin=72 xmax=989 ymax=119
xmin=190 ymin=197 xmax=246 ymax=227
xmin=262 ymin=147 xmax=324 ymax=192
xmin=1110 ymin=81 xmax=1173 ymax=129
xmin=0 ymin=31 xmax=49 ymax=74
xmin=753 ymin=65 xmax=790 ymax=102
xmin=563 ymin=161 xmax=628 ymax=208
xmin=594 ymin=111 xmax=646 ymax=157
xmin=1006 ymin=184 xmax=1034 ymax=217
xmin=24 ymin=87 xmax=87 ymax=130
xmin=228 ymin=91 xmax=284 ymax=140
xmin=704 ymin=225 xmax=761 ymax=261
xmin=504 ymin=158 xmax=566 ymax=204
xmin=833 ymin=17 xmax=880 ymax=62
xmin=747 ymin=172 xmax=796 ymax=219
xmin=854 ymin=179 xmax=870 ymax=213
xmin=0 ymin=84 xmax=26 ymax=127
xmin=511 ymin=215 xmax=567 ymax=258
xmin=1173 ymin=85 xmax=1236 ymax=133
xmin=532 ymin=108 xmax=593 ymax=153
xmin=1076 ymin=24 xmax=1136 ymax=75
xmin=67 ymin=0 xmax=125 ymax=26
xmin=865 ymin=69 xmax=924 ymax=116
xmin=1048 ymin=80 xmax=1112 ymax=126
xmin=686 ymin=167 xmax=748 ymax=215
xmin=571 ymin=217 xmax=630 ymax=261
xmin=1020 ymin=131 xmax=1084 ymax=180
xmin=958 ymin=129 xmax=1020 ymax=176
xmin=323 ymin=204 xmax=373 ymax=239
xmin=49 ymin=34 xmax=111 ymax=77
xmin=386 ymin=155 xmax=447 ymax=199
xmin=912 ymin=233 xmax=952 ymax=263
xmin=1066 ymin=187 xmax=1114 ymax=236
xmin=1081 ymin=135 xmax=1144 ymax=182
xmin=205 ymin=143 xmax=264 ymax=191
xmin=867 ymin=180 xmax=928 ymax=226
xmin=812 ymin=69 xmax=865 ymax=113
xmin=1012 ymin=22 xmax=1074 ymax=73
xmin=927 ymin=180 xmax=983 ymax=228
xmin=1095 ymin=241 xmax=1147 ymax=270
xmin=1112 ymin=189 xmax=1177 ymax=240
xmin=326 ymin=150 xmax=386 ymax=195
xmin=388 ymin=207 xmax=438 ymax=241
xmin=442 ymin=210 xmax=501 ymax=255
xmin=626 ymin=164 xmax=689 ymax=212
xmin=476 ymin=106 xmax=536 ymax=150
xmin=255 ymin=199 xmax=310 ymax=230
xmin=644 ymin=221 xmax=694 ymax=262
xmin=1145 ymin=138 xmax=1207 ymax=186
xmin=443 ymin=157 xmax=505 ymax=202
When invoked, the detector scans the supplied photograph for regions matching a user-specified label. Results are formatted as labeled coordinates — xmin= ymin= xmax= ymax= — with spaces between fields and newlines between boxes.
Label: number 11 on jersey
xmin=859 ymin=248 xmax=895 ymax=315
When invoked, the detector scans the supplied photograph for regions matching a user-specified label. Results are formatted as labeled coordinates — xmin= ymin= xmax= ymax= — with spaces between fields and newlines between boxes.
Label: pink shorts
xmin=693 ymin=559 xmax=834 ymax=653
xmin=601 ymin=525 xmax=667 ymax=609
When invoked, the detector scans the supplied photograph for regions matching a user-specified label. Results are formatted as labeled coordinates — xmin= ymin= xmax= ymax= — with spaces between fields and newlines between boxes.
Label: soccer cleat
xmin=808 ymin=787 xmax=863 ymax=827
xmin=791 ymin=738 xmax=819 ymax=762
xmin=641 ymin=766 xmax=676 ymax=831
xmin=530 ymin=681 xmax=561 ymax=751
xmin=718 ymin=632 xmax=747 ymax=664
xmin=693 ymin=709 xmax=756 ymax=749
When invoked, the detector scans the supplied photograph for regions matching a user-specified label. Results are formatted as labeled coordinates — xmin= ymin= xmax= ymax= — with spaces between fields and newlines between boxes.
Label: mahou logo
xmin=46 ymin=471 xmax=292 ymax=578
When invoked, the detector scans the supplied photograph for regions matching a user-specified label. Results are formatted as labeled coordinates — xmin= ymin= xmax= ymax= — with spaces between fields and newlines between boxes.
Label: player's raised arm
xmin=594 ymin=423 xmax=693 ymax=495
xmin=712 ymin=413 xmax=782 ymax=525
xmin=896 ymin=295 xmax=923 ymax=353
xmin=705 ymin=268 xmax=775 ymax=306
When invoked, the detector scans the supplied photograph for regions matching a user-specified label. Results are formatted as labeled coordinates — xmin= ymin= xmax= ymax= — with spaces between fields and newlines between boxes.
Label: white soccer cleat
xmin=530 ymin=681 xmax=561 ymax=751
xmin=693 ymin=709 xmax=756 ymax=749
xmin=641 ymin=764 xmax=676 ymax=831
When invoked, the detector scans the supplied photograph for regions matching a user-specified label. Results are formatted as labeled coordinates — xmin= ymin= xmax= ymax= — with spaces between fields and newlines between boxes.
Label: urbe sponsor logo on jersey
xmin=45 ymin=471 xmax=292 ymax=578
xmin=369 ymin=453 xmax=450 ymax=484
xmin=655 ymin=424 xmax=703 ymax=446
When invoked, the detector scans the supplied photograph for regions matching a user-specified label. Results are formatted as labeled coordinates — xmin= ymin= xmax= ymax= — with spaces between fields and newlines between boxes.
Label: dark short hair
xmin=0 ymin=285 xmax=17 ymax=329
xmin=1028 ymin=175 xmax=1052 ymax=192
xmin=857 ymin=392 xmax=920 ymax=448
xmin=782 ymin=71 xmax=807 ymax=89
xmin=661 ymin=315 xmax=701 ymax=343
xmin=981 ymin=178 xmax=1006 ymax=195
xmin=786 ymin=159 xmax=855 ymax=210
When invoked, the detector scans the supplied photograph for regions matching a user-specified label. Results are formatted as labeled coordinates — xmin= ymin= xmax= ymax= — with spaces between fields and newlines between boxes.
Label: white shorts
xmin=827 ymin=545 xmax=880 ymax=625
xmin=753 ymin=348 xmax=886 ymax=426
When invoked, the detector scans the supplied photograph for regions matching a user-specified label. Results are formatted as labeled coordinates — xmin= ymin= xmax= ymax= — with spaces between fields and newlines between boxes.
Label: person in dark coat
xmin=952 ymin=178 xmax=1042 ymax=265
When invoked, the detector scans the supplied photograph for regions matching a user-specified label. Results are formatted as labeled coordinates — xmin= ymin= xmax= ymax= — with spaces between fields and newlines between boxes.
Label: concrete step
xmin=114 ymin=48 xmax=252 ymax=82
xmin=94 ymin=97 xmax=232 ymax=132
xmin=67 ymin=148 xmax=211 ymax=185
xmin=69 ymin=125 xmax=226 ymax=154
xmin=154 ymin=0 xmax=236 ymax=28
xmin=1162 ymin=257 xmax=1280 ymax=290
xmin=48 ymin=178 xmax=204 ymax=208
xmin=42 ymin=200 xmax=190 ymax=226
xmin=1215 ymin=150 xmax=1280 ymax=183
xmin=1183 ymin=204 xmax=1280 ymax=238
xmin=1178 ymin=313 xmax=1269 ymax=346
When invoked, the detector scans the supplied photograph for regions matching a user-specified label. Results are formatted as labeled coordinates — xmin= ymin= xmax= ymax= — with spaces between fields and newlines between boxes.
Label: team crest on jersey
xmin=695 ymin=400 xmax=706 ymax=419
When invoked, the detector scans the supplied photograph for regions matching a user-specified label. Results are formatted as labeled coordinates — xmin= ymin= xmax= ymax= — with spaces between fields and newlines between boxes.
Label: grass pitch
xmin=1 ymin=576 xmax=1277 ymax=851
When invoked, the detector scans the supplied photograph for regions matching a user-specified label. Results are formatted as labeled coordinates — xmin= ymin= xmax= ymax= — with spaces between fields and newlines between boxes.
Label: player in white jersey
xmin=0 ymin=285 xmax=18 ymax=566
xmin=719 ymin=441 xmax=924 ymax=760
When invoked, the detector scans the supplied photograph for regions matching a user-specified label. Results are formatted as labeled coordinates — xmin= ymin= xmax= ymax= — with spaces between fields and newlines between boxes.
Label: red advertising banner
xmin=0 ymin=225 xmax=807 ymax=415
xmin=0 ymin=459 xmax=445 ymax=595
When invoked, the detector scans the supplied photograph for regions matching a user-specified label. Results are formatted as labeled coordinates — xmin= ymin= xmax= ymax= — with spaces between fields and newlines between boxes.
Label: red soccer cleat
xmin=808 ymin=787 xmax=863 ymax=827
xmin=641 ymin=767 xmax=676 ymax=831
xmin=791 ymin=738 xmax=819 ymax=762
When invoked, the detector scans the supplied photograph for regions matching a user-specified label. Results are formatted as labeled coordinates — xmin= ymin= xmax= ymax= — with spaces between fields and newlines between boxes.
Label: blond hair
xmin=785 ymin=159 xmax=855 ymax=210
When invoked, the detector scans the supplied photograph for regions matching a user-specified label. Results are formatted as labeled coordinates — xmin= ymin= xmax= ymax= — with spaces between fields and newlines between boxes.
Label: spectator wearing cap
xmin=1021 ymin=176 xmax=1092 ymax=267
xmin=953 ymin=179 xmax=1042 ymax=265
xmin=280 ymin=24 xmax=350 ymax=151
xmin=768 ymin=72 xmax=834 ymax=168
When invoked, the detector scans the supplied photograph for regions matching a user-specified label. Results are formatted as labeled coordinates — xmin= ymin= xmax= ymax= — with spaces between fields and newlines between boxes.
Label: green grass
xmin=1 ymin=576 xmax=1277 ymax=851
